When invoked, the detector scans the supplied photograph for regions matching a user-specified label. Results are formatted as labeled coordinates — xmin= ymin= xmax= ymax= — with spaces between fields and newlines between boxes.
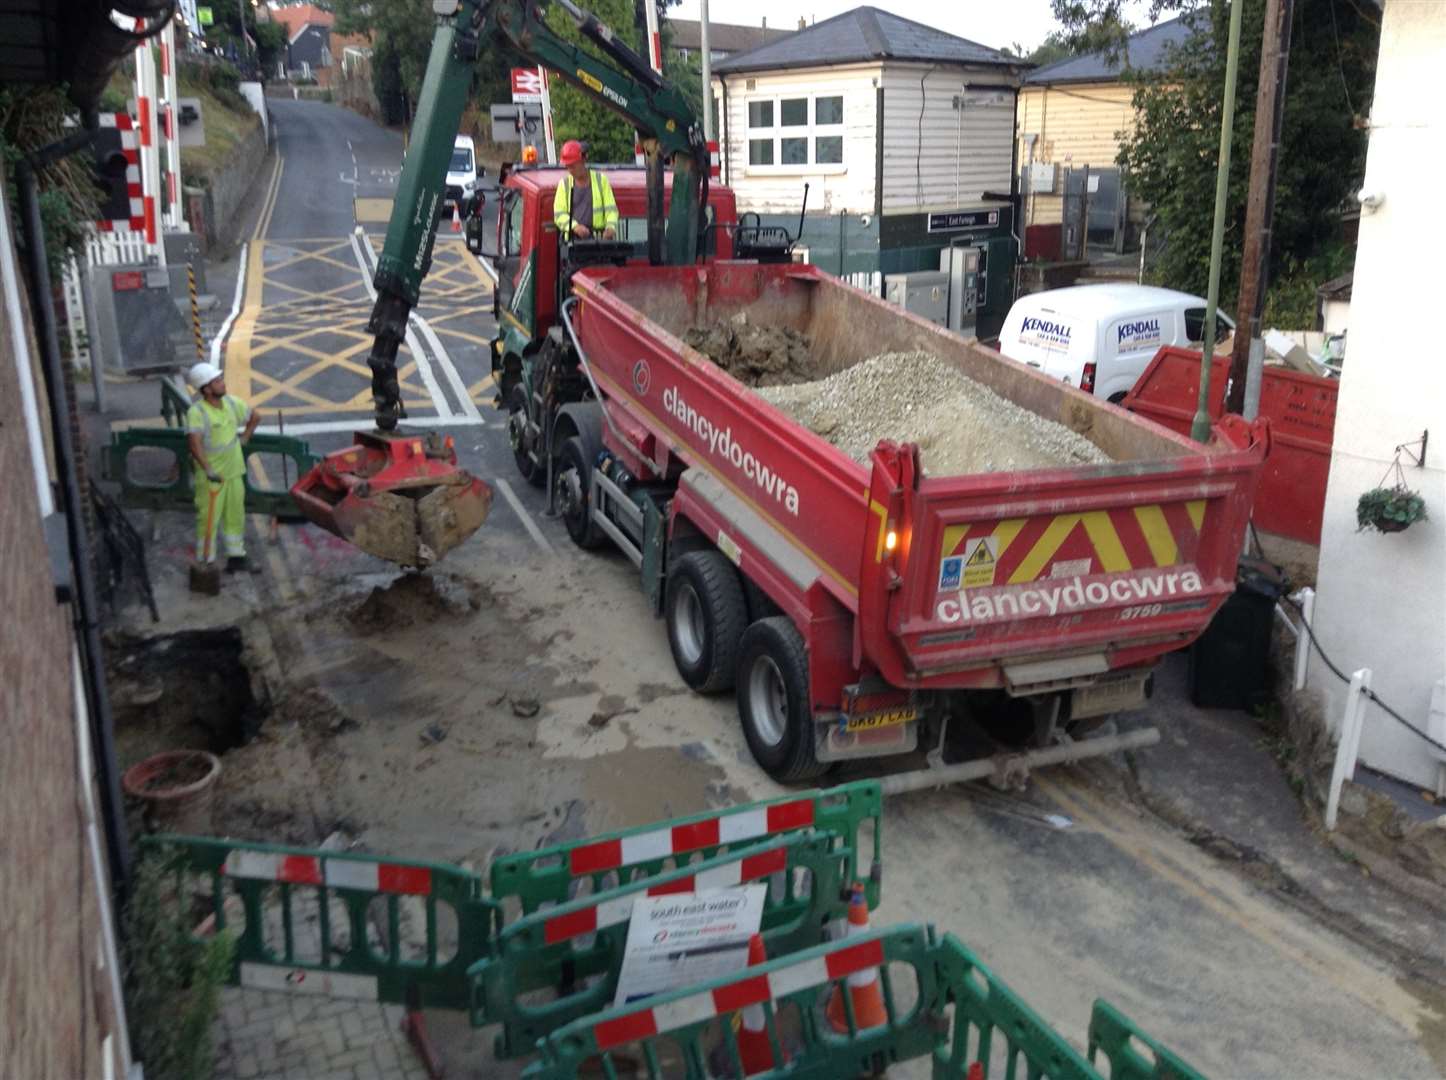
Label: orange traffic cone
xmin=966 ymin=1062 xmax=985 ymax=1080
xmin=737 ymin=933 xmax=783 ymax=1075
xmin=826 ymin=883 xmax=887 ymax=1033
xmin=451 ymin=202 xmax=463 ymax=233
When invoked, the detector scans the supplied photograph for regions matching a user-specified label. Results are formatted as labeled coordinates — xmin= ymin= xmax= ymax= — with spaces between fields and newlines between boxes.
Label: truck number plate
xmin=843 ymin=708 xmax=917 ymax=733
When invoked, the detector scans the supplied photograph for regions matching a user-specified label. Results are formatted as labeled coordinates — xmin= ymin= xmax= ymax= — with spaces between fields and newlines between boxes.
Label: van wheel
xmin=736 ymin=618 xmax=828 ymax=782
xmin=665 ymin=551 xmax=748 ymax=693
xmin=508 ymin=385 xmax=546 ymax=488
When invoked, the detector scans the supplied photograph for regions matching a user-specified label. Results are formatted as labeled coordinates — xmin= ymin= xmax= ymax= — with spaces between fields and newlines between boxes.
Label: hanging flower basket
xmin=1356 ymin=485 xmax=1428 ymax=534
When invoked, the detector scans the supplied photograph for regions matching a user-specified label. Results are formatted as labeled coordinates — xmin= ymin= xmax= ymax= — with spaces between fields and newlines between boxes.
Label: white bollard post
xmin=1324 ymin=668 xmax=1371 ymax=831
xmin=1293 ymin=587 xmax=1315 ymax=692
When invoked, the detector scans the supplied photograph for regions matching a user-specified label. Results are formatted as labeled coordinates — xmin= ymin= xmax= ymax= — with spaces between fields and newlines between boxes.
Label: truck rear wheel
xmin=736 ymin=617 xmax=827 ymax=782
xmin=556 ymin=436 xmax=604 ymax=550
xmin=665 ymin=551 xmax=748 ymax=694
xmin=508 ymin=385 xmax=547 ymax=488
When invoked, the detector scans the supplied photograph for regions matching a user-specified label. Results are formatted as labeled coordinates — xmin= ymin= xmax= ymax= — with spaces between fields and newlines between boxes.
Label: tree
xmin=333 ymin=0 xmax=509 ymax=129
xmin=1110 ymin=0 xmax=1377 ymax=298
xmin=543 ymin=0 xmax=640 ymax=162
xmin=1019 ymin=12 xmax=1135 ymax=67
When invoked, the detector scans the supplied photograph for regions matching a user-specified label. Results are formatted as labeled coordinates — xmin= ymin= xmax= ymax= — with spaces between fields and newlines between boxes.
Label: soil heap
xmin=683 ymin=312 xmax=813 ymax=386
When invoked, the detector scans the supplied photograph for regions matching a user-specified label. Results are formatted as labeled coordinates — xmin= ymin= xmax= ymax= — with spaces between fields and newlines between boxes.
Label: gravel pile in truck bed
xmin=757 ymin=351 xmax=1111 ymax=475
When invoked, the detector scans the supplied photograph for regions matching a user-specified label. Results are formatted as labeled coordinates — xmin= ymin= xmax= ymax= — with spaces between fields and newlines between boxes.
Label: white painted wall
xmin=715 ymin=64 xmax=880 ymax=215
xmin=1311 ymin=0 xmax=1446 ymax=789
xmin=879 ymin=63 xmax=1014 ymax=214
xmin=715 ymin=61 xmax=1018 ymax=217
xmin=1321 ymin=297 xmax=1350 ymax=335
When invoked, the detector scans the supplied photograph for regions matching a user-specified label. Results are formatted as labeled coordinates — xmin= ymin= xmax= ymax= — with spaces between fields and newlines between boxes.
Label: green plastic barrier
xmin=1088 ymin=1000 xmax=1208 ymax=1080
xmin=104 ymin=427 xmax=320 ymax=520
xmin=523 ymin=923 xmax=946 ymax=1079
xmin=143 ymin=835 xmax=500 ymax=1010
xmin=160 ymin=375 xmax=193 ymax=429
xmin=931 ymin=934 xmax=1100 ymax=1079
xmin=489 ymin=780 xmax=883 ymax=918
xmin=471 ymin=832 xmax=857 ymax=1060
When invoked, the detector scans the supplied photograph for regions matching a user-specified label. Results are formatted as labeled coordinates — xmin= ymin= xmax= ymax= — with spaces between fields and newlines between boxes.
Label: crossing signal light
xmin=92 ymin=128 xmax=131 ymax=223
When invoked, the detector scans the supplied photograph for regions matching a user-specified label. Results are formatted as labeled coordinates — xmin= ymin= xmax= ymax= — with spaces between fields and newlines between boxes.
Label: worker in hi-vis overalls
xmin=552 ymin=139 xmax=619 ymax=241
xmin=185 ymin=361 xmax=259 ymax=574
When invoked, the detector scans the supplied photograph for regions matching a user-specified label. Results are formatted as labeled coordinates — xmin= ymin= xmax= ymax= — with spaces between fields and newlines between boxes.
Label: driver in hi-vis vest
xmin=552 ymin=140 xmax=618 ymax=240
xmin=185 ymin=361 xmax=259 ymax=574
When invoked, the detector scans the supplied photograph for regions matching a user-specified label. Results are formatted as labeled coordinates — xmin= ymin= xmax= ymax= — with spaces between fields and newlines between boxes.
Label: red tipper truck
xmin=540 ymin=260 xmax=1267 ymax=782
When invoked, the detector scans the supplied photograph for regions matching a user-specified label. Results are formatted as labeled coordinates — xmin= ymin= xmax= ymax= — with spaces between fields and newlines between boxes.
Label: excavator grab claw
xmin=290 ymin=430 xmax=492 ymax=568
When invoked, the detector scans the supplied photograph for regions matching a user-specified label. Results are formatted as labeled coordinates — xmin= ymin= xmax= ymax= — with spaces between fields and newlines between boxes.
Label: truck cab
xmin=474 ymin=164 xmax=737 ymax=383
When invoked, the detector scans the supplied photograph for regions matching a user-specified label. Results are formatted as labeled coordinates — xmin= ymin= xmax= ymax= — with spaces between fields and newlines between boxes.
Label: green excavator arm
xmin=365 ymin=0 xmax=709 ymax=430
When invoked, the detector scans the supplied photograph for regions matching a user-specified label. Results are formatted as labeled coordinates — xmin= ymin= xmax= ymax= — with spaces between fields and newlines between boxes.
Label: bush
xmin=123 ymin=848 xmax=236 ymax=1080
xmin=0 ymin=85 xmax=102 ymax=280
xmin=179 ymin=59 xmax=249 ymax=114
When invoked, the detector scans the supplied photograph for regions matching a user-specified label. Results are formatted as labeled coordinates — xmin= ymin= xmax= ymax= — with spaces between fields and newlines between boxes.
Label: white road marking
xmin=412 ymin=313 xmax=482 ymax=420
xmin=347 ymin=230 xmax=454 ymax=420
xmin=211 ymin=241 xmax=248 ymax=367
xmin=353 ymin=226 xmax=478 ymax=421
xmin=494 ymin=477 xmax=555 ymax=555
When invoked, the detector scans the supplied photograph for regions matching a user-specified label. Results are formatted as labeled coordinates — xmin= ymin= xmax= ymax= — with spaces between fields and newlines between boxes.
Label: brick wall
xmin=1 ymin=227 xmax=126 ymax=1077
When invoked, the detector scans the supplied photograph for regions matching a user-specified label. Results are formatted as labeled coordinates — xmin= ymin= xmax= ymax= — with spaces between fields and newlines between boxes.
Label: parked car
xmin=998 ymin=284 xmax=1234 ymax=402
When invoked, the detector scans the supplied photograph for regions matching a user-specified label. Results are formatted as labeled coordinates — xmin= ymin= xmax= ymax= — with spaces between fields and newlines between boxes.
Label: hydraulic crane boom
xmin=288 ymin=0 xmax=706 ymax=569
xmin=366 ymin=0 xmax=710 ymax=430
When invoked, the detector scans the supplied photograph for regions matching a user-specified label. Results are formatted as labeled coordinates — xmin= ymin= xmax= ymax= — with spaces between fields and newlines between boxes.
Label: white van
xmin=998 ymin=284 xmax=1234 ymax=403
xmin=443 ymin=135 xmax=482 ymax=214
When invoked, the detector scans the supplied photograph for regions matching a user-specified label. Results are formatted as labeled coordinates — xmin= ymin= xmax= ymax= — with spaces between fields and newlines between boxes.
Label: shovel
xmin=189 ymin=478 xmax=222 ymax=595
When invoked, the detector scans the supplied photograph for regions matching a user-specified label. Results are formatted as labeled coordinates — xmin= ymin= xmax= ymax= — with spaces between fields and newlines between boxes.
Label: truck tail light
xmin=1081 ymin=361 xmax=1097 ymax=395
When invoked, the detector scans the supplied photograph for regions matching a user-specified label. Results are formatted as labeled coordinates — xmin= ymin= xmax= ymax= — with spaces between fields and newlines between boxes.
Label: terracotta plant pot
xmin=122 ymin=750 xmax=222 ymax=835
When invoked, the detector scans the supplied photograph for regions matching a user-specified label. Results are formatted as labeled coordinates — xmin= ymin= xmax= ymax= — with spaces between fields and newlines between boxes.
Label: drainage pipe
xmin=16 ymin=139 xmax=133 ymax=897
xmin=877 ymin=727 xmax=1160 ymax=799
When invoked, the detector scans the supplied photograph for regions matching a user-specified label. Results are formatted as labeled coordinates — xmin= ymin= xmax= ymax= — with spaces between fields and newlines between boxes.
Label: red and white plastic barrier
xmin=707 ymin=139 xmax=720 ymax=179
xmin=221 ymin=849 xmax=434 ymax=896
xmin=566 ymin=796 xmax=813 ymax=877
xmin=591 ymin=935 xmax=886 ymax=1051
xmin=543 ymin=845 xmax=787 ymax=946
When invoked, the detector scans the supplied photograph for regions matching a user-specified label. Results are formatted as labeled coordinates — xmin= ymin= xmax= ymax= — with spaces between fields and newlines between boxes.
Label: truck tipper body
xmin=555 ymin=261 xmax=1267 ymax=776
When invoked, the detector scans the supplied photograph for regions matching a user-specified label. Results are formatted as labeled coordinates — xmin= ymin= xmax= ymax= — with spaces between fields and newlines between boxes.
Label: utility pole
xmin=1228 ymin=0 xmax=1295 ymax=417
xmin=1189 ymin=0 xmax=1247 ymax=443
xmin=700 ymin=0 xmax=714 ymax=140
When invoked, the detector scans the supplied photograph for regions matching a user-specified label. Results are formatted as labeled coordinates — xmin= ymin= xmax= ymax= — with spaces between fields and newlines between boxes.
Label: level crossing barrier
xmin=471 ymin=832 xmax=862 ymax=1059
xmin=143 ymin=835 xmax=500 ymax=1010
xmin=489 ymin=780 xmax=883 ymax=918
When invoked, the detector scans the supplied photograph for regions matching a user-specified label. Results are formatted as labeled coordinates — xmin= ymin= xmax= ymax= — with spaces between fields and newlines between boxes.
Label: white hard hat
xmin=187 ymin=362 xmax=223 ymax=388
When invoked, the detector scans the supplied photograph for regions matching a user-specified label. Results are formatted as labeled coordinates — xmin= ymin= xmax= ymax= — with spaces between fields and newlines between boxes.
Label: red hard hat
xmin=560 ymin=139 xmax=584 ymax=165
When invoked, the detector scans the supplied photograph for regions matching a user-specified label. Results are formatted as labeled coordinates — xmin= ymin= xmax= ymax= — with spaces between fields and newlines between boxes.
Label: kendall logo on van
xmin=1019 ymin=316 xmax=1072 ymax=350
xmin=1117 ymin=318 xmax=1162 ymax=346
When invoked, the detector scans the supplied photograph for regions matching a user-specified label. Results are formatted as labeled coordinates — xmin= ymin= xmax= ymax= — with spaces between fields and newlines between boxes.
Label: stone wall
xmin=0 ymin=216 xmax=126 ymax=1079
xmin=191 ymin=116 xmax=270 ymax=256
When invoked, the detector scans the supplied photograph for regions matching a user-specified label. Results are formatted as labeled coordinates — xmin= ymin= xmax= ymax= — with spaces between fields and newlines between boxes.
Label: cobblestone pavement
xmin=213 ymin=987 xmax=432 ymax=1080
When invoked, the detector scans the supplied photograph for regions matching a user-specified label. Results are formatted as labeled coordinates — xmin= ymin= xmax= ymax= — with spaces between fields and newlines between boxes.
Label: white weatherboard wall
xmin=880 ymin=64 xmax=1013 ymax=214
xmin=716 ymin=64 xmax=880 ymax=215
xmin=1311 ymin=0 xmax=1446 ymax=789
xmin=716 ymin=62 xmax=1016 ymax=217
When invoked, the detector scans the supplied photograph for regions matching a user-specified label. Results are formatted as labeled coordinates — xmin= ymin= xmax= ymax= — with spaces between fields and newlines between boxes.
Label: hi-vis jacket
xmin=552 ymin=169 xmax=619 ymax=234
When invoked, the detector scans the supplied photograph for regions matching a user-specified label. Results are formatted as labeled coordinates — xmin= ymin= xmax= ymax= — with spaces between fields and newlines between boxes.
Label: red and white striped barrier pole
xmin=160 ymin=21 xmax=184 ymax=230
xmin=133 ymin=31 xmax=165 ymax=264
